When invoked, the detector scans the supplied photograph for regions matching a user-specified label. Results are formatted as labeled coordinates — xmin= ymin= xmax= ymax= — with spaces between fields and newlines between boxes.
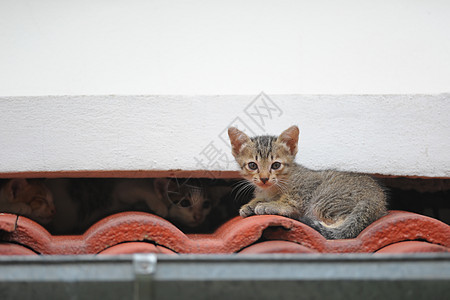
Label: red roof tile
xmin=0 ymin=243 xmax=37 ymax=256
xmin=238 ymin=241 xmax=318 ymax=254
xmin=375 ymin=241 xmax=449 ymax=253
xmin=1 ymin=211 xmax=449 ymax=255
xmin=98 ymin=242 xmax=176 ymax=255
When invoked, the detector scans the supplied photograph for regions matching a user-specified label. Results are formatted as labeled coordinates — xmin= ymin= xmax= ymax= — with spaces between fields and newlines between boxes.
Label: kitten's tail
xmin=299 ymin=201 xmax=386 ymax=240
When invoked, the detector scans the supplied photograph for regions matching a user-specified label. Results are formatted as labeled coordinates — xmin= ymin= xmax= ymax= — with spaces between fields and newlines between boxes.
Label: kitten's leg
xmin=240 ymin=197 xmax=268 ymax=217
xmin=253 ymin=194 xmax=301 ymax=219
xmin=8 ymin=202 xmax=33 ymax=216
xmin=144 ymin=198 xmax=169 ymax=218
xmin=152 ymin=202 xmax=169 ymax=218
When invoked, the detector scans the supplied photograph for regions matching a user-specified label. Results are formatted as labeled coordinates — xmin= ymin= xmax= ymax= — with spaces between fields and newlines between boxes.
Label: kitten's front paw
xmin=254 ymin=202 xmax=299 ymax=218
xmin=153 ymin=204 xmax=169 ymax=218
xmin=239 ymin=197 xmax=267 ymax=217
xmin=13 ymin=203 xmax=33 ymax=216
xmin=239 ymin=203 xmax=255 ymax=217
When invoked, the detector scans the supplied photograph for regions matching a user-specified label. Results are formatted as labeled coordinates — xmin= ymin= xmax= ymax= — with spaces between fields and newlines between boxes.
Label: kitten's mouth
xmin=256 ymin=182 xmax=273 ymax=189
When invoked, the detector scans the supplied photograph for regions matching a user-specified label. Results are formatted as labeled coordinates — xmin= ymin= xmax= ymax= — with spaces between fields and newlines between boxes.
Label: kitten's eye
xmin=247 ymin=162 xmax=258 ymax=170
xmin=180 ymin=199 xmax=191 ymax=207
xmin=271 ymin=162 xmax=281 ymax=170
xmin=30 ymin=198 xmax=45 ymax=210
xmin=203 ymin=201 xmax=211 ymax=209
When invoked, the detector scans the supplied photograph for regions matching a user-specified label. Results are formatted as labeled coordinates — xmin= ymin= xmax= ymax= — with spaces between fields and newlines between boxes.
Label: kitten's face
xmin=228 ymin=126 xmax=299 ymax=190
xmin=165 ymin=179 xmax=212 ymax=227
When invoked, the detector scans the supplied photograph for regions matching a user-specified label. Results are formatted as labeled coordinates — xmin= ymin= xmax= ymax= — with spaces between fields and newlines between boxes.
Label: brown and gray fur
xmin=46 ymin=178 xmax=217 ymax=234
xmin=0 ymin=179 xmax=56 ymax=225
xmin=228 ymin=125 xmax=387 ymax=239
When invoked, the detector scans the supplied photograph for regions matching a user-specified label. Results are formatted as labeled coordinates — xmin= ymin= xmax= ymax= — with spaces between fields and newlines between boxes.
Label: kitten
xmin=228 ymin=125 xmax=387 ymax=239
xmin=113 ymin=178 xmax=215 ymax=229
xmin=0 ymin=179 xmax=56 ymax=224
xmin=47 ymin=178 xmax=217 ymax=234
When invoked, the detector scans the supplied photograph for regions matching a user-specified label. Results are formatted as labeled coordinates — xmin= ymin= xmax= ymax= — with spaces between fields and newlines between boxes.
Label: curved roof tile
xmin=1 ymin=211 xmax=449 ymax=255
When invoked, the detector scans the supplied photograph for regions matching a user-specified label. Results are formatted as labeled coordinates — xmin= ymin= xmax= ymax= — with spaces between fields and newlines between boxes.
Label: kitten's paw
xmin=153 ymin=205 xmax=169 ymax=218
xmin=239 ymin=197 xmax=267 ymax=218
xmin=254 ymin=202 xmax=298 ymax=218
xmin=239 ymin=203 xmax=255 ymax=217
xmin=13 ymin=203 xmax=33 ymax=216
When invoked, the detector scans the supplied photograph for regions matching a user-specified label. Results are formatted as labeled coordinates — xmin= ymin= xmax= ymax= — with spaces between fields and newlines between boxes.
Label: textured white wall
xmin=1 ymin=95 xmax=449 ymax=177
xmin=0 ymin=1 xmax=449 ymax=177
xmin=0 ymin=0 xmax=449 ymax=95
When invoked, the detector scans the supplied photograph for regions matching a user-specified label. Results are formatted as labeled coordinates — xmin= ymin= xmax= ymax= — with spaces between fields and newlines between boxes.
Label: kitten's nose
xmin=193 ymin=213 xmax=202 ymax=222
xmin=260 ymin=178 xmax=269 ymax=184
xmin=50 ymin=207 xmax=56 ymax=215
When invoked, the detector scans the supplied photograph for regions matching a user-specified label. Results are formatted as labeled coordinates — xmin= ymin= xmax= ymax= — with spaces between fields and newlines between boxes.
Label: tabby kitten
xmin=0 ymin=179 xmax=56 ymax=224
xmin=47 ymin=178 xmax=216 ymax=234
xmin=113 ymin=178 xmax=215 ymax=228
xmin=228 ymin=125 xmax=387 ymax=239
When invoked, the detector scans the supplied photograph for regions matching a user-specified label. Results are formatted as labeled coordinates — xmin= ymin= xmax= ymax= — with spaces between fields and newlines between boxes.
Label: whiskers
xmin=231 ymin=179 xmax=254 ymax=205
xmin=275 ymin=178 xmax=290 ymax=195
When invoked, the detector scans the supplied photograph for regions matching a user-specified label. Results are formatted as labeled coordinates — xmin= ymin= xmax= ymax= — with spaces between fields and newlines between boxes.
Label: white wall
xmin=0 ymin=0 xmax=449 ymax=95
xmin=1 ymin=95 xmax=449 ymax=177
xmin=0 ymin=1 xmax=449 ymax=177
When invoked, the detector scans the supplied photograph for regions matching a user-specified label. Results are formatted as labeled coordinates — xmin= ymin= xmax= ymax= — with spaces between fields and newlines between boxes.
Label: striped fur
xmin=228 ymin=125 xmax=387 ymax=239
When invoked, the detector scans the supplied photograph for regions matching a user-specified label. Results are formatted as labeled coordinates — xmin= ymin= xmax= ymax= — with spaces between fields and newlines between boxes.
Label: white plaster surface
xmin=0 ymin=0 xmax=450 ymax=96
xmin=0 ymin=95 xmax=449 ymax=177
xmin=0 ymin=1 xmax=449 ymax=177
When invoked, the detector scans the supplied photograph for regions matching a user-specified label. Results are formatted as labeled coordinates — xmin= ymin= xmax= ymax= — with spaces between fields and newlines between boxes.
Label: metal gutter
xmin=0 ymin=253 xmax=449 ymax=299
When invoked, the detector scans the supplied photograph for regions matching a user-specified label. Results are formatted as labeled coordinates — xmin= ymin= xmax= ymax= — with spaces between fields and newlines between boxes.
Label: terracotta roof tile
xmin=1 ymin=211 xmax=449 ymax=255
xmin=238 ymin=241 xmax=318 ymax=254
xmin=98 ymin=242 xmax=176 ymax=255
xmin=375 ymin=241 xmax=449 ymax=253
xmin=0 ymin=243 xmax=37 ymax=256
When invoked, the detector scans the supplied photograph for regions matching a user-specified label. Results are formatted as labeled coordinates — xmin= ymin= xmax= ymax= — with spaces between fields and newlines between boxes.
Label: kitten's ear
xmin=8 ymin=179 xmax=28 ymax=200
xmin=277 ymin=125 xmax=299 ymax=155
xmin=228 ymin=127 xmax=251 ymax=156
xmin=153 ymin=178 xmax=169 ymax=200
